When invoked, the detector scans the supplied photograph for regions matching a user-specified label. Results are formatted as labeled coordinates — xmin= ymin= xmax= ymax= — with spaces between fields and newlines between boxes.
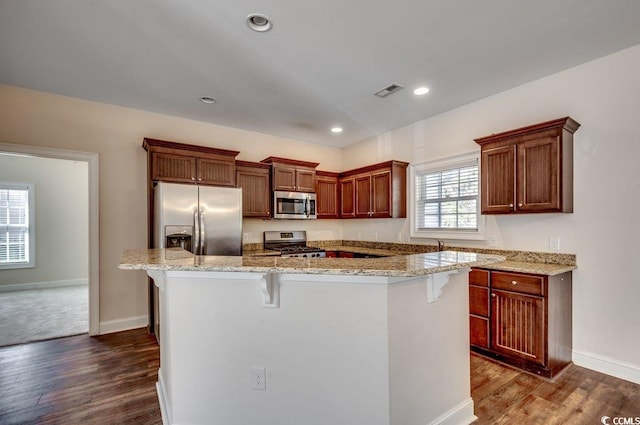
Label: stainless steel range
xmin=263 ymin=230 xmax=326 ymax=258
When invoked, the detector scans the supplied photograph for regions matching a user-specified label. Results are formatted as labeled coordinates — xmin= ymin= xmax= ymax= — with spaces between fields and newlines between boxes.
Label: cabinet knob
xmin=512 ymin=280 xmax=518 ymax=285
xmin=266 ymin=211 xmax=270 ymax=216
xmin=191 ymin=177 xmax=196 ymax=181
xmin=509 ymin=203 xmax=514 ymax=209
xmin=518 ymin=202 xmax=523 ymax=207
xmin=491 ymin=293 xmax=496 ymax=298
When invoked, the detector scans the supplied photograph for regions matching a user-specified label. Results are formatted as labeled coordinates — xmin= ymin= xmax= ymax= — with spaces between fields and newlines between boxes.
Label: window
xmin=0 ymin=183 xmax=35 ymax=269
xmin=410 ymin=153 xmax=484 ymax=240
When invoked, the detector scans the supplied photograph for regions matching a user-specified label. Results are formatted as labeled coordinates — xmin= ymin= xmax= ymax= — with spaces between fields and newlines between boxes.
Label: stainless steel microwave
xmin=273 ymin=191 xmax=317 ymax=219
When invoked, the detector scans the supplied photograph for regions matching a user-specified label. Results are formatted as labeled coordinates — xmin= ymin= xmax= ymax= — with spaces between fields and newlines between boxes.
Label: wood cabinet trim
xmin=339 ymin=160 xmax=409 ymax=178
xmin=474 ymin=117 xmax=580 ymax=146
xmin=143 ymin=138 xmax=240 ymax=158
xmin=259 ymin=156 xmax=320 ymax=169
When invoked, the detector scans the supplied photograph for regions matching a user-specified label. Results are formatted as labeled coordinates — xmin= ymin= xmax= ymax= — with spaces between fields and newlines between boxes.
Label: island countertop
xmin=119 ymin=248 xmax=505 ymax=278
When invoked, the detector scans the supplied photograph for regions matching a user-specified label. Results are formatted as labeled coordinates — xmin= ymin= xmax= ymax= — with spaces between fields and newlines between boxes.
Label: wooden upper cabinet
xmin=315 ymin=171 xmax=339 ymax=219
xmin=354 ymin=174 xmax=372 ymax=218
xmin=143 ymin=138 xmax=239 ymax=187
xmin=475 ymin=117 xmax=579 ymax=214
xmin=371 ymin=170 xmax=392 ymax=217
xmin=295 ymin=169 xmax=316 ymax=192
xmin=151 ymin=152 xmax=197 ymax=183
xmin=481 ymin=145 xmax=516 ymax=214
xmin=260 ymin=157 xmax=319 ymax=193
xmin=197 ymin=158 xmax=235 ymax=187
xmin=235 ymin=161 xmax=271 ymax=218
xmin=339 ymin=161 xmax=408 ymax=219
xmin=518 ymin=136 xmax=560 ymax=212
xmin=339 ymin=177 xmax=355 ymax=218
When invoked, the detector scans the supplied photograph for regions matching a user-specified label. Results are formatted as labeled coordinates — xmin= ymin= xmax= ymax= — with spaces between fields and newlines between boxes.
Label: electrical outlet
xmin=549 ymin=237 xmax=560 ymax=251
xmin=250 ymin=367 xmax=266 ymax=390
xmin=488 ymin=235 xmax=497 ymax=247
xmin=243 ymin=232 xmax=250 ymax=242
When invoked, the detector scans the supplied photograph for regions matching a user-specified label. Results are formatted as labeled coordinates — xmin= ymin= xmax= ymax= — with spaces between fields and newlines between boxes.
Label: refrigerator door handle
xmin=199 ymin=208 xmax=206 ymax=254
xmin=193 ymin=209 xmax=201 ymax=254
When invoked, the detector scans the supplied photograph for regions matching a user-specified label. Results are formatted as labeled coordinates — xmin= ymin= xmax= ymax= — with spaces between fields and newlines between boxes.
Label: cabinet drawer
xmin=491 ymin=271 xmax=544 ymax=296
xmin=469 ymin=269 xmax=489 ymax=287
xmin=469 ymin=286 xmax=489 ymax=317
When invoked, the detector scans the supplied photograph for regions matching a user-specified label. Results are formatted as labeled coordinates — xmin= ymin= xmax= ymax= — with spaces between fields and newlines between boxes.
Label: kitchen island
xmin=119 ymin=249 xmax=504 ymax=425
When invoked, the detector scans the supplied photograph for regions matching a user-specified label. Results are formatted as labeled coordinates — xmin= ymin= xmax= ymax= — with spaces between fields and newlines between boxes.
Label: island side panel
xmin=388 ymin=271 xmax=475 ymax=425
xmin=160 ymin=271 xmax=392 ymax=425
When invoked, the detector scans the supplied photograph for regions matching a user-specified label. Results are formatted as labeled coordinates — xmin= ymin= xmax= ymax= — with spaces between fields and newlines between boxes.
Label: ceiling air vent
xmin=374 ymin=83 xmax=404 ymax=98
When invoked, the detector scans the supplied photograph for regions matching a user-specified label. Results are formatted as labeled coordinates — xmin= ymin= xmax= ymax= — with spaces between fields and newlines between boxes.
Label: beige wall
xmin=0 ymin=155 xmax=88 ymax=287
xmin=0 ymin=84 xmax=342 ymax=325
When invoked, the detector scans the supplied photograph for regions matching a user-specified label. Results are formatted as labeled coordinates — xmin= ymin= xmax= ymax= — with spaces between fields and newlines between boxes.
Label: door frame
xmin=0 ymin=142 xmax=99 ymax=335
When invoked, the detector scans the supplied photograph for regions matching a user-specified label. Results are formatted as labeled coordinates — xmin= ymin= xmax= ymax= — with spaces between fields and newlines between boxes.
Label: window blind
xmin=0 ymin=186 xmax=30 ymax=264
xmin=414 ymin=158 xmax=479 ymax=231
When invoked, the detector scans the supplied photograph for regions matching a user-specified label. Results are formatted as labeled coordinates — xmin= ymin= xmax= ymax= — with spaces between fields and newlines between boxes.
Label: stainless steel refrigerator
xmin=154 ymin=182 xmax=243 ymax=255
xmin=151 ymin=181 xmax=243 ymax=339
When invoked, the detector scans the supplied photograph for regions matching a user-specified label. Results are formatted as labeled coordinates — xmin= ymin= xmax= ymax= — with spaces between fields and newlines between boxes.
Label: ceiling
xmin=2 ymin=1 xmax=640 ymax=148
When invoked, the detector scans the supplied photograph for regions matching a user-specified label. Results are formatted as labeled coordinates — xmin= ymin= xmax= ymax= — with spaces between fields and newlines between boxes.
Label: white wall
xmin=0 ymin=84 xmax=342 ymax=328
xmin=343 ymin=44 xmax=640 ymax=377
xmin=0 ymin=154 xmax=88 ymax=287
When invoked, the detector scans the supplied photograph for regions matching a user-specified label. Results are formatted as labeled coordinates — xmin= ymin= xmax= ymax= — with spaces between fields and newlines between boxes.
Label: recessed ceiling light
xmin=246 ymin=13 xmax=273 ymax=32
xmin=200 ymin=96 xmax=216 ymax=104
xmin=413 ymin=87 xmax=430 ymax=96
xmin=331 ymin=127 xmax=343 ymax=134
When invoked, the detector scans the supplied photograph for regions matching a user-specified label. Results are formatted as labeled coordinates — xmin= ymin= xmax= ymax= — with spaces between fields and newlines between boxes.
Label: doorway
xmin=0 ymin=143 xmax=99 ymax=345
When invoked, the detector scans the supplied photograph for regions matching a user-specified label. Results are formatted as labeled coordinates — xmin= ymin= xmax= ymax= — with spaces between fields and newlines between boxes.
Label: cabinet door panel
xmin=355 ymin=175 xmax=372 ymax=217
xmin=273 ymin=166 xmax=297 ymax=191
xmin=236 ymin=169 xmax=270 ymax=217
xmin=470 ymin=316 xmax=489 ymax=349
xmin=316 ymin=177 xmax=339 ymax=218
xmin=469 ymin=285 xmax=489 ymax=316
xmin=197 ymin=158 xmax=235 ymax=186
xmin=518 ymin=136 xmax=560 ymax=212
xmin=481 ymin=145 xmax=516 ymax=213
xmin=152 ymin=152 xmax=196 ymax=183
xmin=491 ymin=289 xmax=545 ymax=365
xmin=296 ymin=169 xmax=316 ymax=192
xmin=469 ymin=268 xmax=489 ymax=287
xmin=371 ymin=170 xmax=392 ymax=217
xmin=339 ymin=178 xmax=355 ymax=218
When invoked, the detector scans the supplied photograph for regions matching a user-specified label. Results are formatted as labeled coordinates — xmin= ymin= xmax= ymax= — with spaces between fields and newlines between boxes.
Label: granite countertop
xmin=476 ymin=260 xmax=576 ymax=276
xmin=311 ymin=245 xmax=576 ymax=276
xmin=119 ymin=248 xmax=505 ymax=278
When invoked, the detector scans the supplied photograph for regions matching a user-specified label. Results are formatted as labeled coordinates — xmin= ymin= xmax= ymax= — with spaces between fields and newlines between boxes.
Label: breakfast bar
xmin=119 ymin=249 xmax=504 ymax=425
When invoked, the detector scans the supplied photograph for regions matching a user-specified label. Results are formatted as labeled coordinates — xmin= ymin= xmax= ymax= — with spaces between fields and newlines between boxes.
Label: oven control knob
xmin=302 ymin=254 xmax=307 ymax=258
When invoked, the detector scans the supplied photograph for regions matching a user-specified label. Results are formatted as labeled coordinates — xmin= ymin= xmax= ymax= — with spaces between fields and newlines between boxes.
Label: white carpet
xmin=0 ymin=285 xmax=88 ymax=347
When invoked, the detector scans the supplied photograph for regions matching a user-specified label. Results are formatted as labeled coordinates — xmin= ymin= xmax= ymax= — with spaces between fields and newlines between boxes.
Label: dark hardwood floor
xmin=472 ymin=353 xmax=640 ymax=424
xmin=1 ymin=329 xmax=638 ymax=424
xmin=0 ymin=329 xmax=161 ymax=425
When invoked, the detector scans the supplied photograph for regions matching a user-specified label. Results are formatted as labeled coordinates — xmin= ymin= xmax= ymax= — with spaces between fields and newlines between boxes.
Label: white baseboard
xmin=0 ymin=278 xmax=88 ymax=292
xmin=427 ymin=397 xmax=477 ymax=425
xmin=573 ymin=349 xmax=640 ymax=385
xmin=99 ymin=315 xmax=148 ymax=334
xmin=157 ymin=369 xmax=171 ymax=425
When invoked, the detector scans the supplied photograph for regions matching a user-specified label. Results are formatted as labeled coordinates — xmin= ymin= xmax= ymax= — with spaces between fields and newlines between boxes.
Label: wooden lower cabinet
xmin=470 ymin=268 xmax=572 ymax=378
